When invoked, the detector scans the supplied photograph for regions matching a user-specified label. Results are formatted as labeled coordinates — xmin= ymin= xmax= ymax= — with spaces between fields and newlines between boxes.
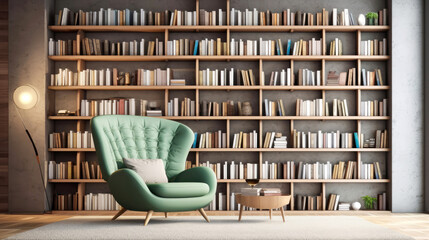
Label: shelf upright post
xmin=226 ymin=119 xmax=230 ymax=148
xmin=226 ymin=0 xmax=230 ymax=26
xmin=76 ymin=59 xmax=86 ymax=210
xmin=322 ymin=182 xmax=326 ymax=210
xmin=164 ymin=29 xmax=169 ymax=57
xmin=226 ymin=182 xmax=230 ymax=211
xmin=322 ymin=29 xmax=326 ymax=56
xmin=290 ymin=182 xmax=294 ymax=210
xmin=195 ymin=59 xmax=200 ymax=116
xmin=357 ymin=89 xmax=362 ymax=179
xmin=196 ymin=0 xmax=200 ymax=25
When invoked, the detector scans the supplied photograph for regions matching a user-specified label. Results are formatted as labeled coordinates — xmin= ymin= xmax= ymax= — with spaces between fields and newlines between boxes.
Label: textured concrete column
xmin=391 ymin=0 xmax=424 ymax=212
xmin=8 ymin=0 xmax=49 ymax=212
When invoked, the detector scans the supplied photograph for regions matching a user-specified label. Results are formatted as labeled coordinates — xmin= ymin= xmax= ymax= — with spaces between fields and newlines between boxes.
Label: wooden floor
xmin=0 ymin=212 xmax=428 ymax=239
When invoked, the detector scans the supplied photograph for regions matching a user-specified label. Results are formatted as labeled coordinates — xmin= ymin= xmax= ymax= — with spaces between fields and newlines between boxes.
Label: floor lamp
xmin=13 ymin=85 xmax=51 ymax=212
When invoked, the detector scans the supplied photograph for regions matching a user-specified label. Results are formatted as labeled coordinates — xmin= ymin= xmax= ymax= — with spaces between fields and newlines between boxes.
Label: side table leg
xmin=280 ymin=206 xmax=285 ymax=222
xmin=269 ymin=209 xmax=272 ymax=220
xmin=238 ymin=205 xmax=243 ymax=221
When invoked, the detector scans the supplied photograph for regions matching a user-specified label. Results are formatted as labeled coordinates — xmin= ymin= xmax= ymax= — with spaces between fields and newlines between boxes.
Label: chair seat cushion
xmin=147 ymin=182 xmax=210 ymax=198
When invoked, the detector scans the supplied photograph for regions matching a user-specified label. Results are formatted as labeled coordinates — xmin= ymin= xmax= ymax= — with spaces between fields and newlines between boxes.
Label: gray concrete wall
xmin=8 ymin=0 xmax=49 ymax=213
xmin=391 ymin=0 xmax=425 ymax=212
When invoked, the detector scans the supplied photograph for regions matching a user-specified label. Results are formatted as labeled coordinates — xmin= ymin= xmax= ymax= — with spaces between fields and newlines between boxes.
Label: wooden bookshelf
xmin=48 ymin=0 xmax=391 ymax=213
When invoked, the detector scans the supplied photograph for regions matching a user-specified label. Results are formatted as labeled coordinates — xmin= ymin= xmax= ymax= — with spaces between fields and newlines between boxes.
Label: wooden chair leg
xmin=164 ymin=212 xmax=168 ymax=218
xmin=111 ymin=207 xmax=127 ymax=221
xmin=280 ymin=206 xmax=285 ymax=223
xmin=198 ymin=208 xmax=210 ymax=223
xmin=144 ymin=210 xmax=154 ymax=226
xmin=238 ymin=205 xmax=243 ymax=221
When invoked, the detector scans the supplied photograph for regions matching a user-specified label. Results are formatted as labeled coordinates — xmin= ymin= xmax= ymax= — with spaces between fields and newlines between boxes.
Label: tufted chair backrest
xmin=91 ymin=115 xmax=194 ymax=182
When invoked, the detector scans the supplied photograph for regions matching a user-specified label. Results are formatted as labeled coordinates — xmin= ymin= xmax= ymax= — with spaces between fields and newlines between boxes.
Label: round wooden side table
xmin=235 ymin=194 xmax=291 ymax=222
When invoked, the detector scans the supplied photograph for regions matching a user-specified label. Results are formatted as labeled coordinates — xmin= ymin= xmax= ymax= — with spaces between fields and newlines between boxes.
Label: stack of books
xmin=338 ymin=203 xmax=351 ymax=211
xmin=273 ymin=136 xmax=288 ymax=148
xmin=260 ymin=188 xmax=281 ymax=196
xmin=241 ymin=188 xmax=261 ymax=196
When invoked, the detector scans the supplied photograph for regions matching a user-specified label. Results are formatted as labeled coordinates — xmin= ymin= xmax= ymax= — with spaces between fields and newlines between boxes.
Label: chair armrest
xmin=108 ymin=168 xmax=157 ymax=211
xmin=172 ymin=167 xmax=217 ymax=193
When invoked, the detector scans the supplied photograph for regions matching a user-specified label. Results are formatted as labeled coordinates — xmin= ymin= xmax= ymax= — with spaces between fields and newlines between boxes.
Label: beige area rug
xmin=6 ymin=215 xmax=412 ymax=240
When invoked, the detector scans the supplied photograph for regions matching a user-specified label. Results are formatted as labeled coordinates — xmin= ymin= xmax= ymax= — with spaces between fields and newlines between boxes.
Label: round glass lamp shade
xmin=13 ymin=85 xmax=38 ymax=109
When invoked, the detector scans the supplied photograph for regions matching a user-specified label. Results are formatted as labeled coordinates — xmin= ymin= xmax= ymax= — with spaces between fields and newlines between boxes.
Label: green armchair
xmin=91 ymin=115 xmax=217 ymax=225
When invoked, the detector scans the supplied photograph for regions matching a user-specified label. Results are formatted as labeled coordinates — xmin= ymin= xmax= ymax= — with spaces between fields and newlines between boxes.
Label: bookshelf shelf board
xmin=48 ymin=116 xmax=390 ymax=121
xmin=48 ymin=55 xmax=389 ymax=62
xmin=49 ymin=25 xmax=390 ymax=33
xmin=48 ymin=179 xmax=389 ymax=184
xmin=217 ymin=179 xmax=390 ymax=183
xmin=190 ymin=148 xmax=390 ymax=152
xmin=49 ymin=210 xmax=391 ymax=215
xmin=47 ymin=148 xmax=390 ymax=152
xmin=48 ymin=86 xmax=390 ymax=91
xmin=49 ymin=179 xmax=105 ymax=183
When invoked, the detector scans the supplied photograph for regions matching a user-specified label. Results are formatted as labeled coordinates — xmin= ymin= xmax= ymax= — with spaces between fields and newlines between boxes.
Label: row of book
xmin=296 ymin=98 xmax=350 ymax=117
xmin=201 ymin=101 xmax=250 ymax=116
xmin=56 ymin=8 xmax=198 ymax=26
xmin=54 ymin=193 xmax=78 ymax=211
xmin=362 ymin=68 xmax=385 ymax=86
xmin=48 ymin=37 xmax=386 ymax=58
xmin=49 ymin=131 xmax=94 ymax=149
xmin=166 ymin=98 xmax=196 ymax=116
xmin=296 ymin=194 xmax=323 ymax=210
xmin=56 ymin=7 xmax=388 ymax=27
xmin=285 ymin=161 xmax=359 ymax=180
xmin=292 ymin=129 xmax=388 ymax=149
xmin=326 ymin=69 xmax=356 ymax=86
xmin=166 ymin=38 xmax=227 ymax=56
xmin=51 ymin=67 xmax=385 ymax=87
xmin=199 ymin=160 xmax=382 ymax=180
xmin=297 ymin=69 xmax=322 ymax=86
xmin=328 ymin=38 xmax=343 ymax=56
xmin=360 ymin=99 xmax=388 ymax=116
xmin=195 ymin=131 xmax=227 ymax=149
xmin=263 ymin=99 xmax=286 ymax=116
xmin=50 ymin=67 xmax=183 ymax=86
xmin=262 ymin=132 xmax=288 ymax=148
xmin=48 ymin=161 xmax=102 ymax=180
xmin=80 ymin=98 xmax=137 ymax=116
xmin=199 ymin=161 xmax=258 ymax=180
xmin=84 ymin=193 xmax=120 ymax=211
xmin=327 ymin=68 xmax=385 ymax=86
xmin=361 ymin=162 xmax=383 ymax=179
xmin=267 ymin=69 xmax=293 ymax=86
xmin=198 ymin=68 xmax=256 ymax=86
xmin=199 ymin=9 xmax=226 ymax=26
xmin=48 ymin=38 xmax=163 ymax=56
xmin=231 ymin=131 xmax=258 ymax=149
xmin=230 ymin=8 xmax=325 ymax=26
xmin=360 ymin=39 xmax=388 ymax=56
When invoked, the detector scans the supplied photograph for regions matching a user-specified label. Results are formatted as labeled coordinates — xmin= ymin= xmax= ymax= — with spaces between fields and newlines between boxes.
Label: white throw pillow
xmin=123 ymin=158 xmax=168 ymax=184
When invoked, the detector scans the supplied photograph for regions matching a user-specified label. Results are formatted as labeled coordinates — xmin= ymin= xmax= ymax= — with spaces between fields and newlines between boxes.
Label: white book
xmin=344 ymin=9 xmax=350 ymax=26
xmin=333 ymin=8 xmax=338 ymax=26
